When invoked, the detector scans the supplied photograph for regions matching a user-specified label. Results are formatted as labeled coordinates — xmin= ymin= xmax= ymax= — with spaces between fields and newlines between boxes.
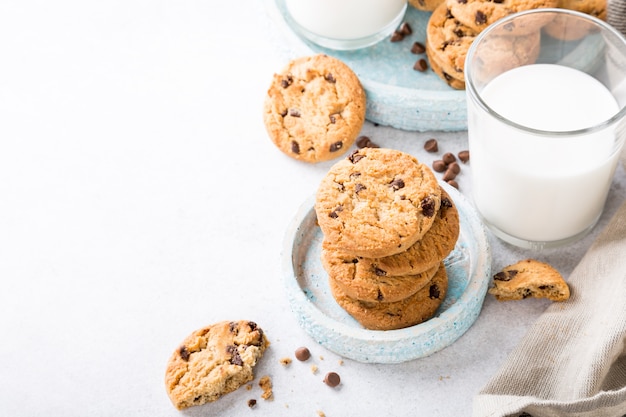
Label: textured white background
xmin=1 ymin=1 xmax=625 ymax=416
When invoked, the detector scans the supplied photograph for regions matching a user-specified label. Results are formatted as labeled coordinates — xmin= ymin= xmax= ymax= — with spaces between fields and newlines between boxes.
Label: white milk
xmin=285 ymin=0 xmax=407 ymax=40
xmin=469 ymin=64 xmax=621 ymax=243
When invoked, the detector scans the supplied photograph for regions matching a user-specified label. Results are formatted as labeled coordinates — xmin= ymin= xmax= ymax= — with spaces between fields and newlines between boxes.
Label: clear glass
xmin=283 ymin=0 xmax=408 ymax=50
xmin=465 ymin=9 xmax=626 ymax=250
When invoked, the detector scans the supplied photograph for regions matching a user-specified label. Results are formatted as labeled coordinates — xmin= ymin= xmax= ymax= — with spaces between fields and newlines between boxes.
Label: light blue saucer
xmin=263 ymin=1 xmax=467 ymax=132
xmin=282 ymin=182 xmax=491 ymax=364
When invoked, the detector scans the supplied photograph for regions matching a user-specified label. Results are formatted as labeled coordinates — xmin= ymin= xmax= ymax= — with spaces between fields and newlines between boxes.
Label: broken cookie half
xmin=488 ymin=259 xmax=570 ymax=302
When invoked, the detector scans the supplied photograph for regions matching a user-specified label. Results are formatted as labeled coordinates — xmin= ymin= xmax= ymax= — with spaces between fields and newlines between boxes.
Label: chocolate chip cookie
xmin=329 ymin=262 xmax=448 ymax=330
xmin=165 ymin=320 xmax=269 ymax=409
xmin=488 ymin=259 xmax=571 ymax=301
xmin=315 ymin=148 xmax=442 ymax=258
xmin=263 ymin=54 xmax=366 ymax=163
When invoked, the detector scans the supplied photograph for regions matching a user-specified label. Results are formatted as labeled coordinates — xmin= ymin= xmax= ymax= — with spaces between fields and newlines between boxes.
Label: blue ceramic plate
xmin=282 ymin=182 xmax=491 ymax=363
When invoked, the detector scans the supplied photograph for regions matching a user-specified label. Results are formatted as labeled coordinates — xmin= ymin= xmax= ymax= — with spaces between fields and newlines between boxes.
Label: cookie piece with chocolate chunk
xmin=165 ymin=320 xmax=269 ymax=410
xmin=315 ymin=147 xmax=442 ymax=258
xmin=263 ymin=54 xmax=366 ymax=163
xmin=488 ymin=259 xmax=570 ymax=301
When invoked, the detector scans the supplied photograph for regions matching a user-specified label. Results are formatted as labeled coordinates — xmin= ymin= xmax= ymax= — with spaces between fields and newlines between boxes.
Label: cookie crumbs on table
xmin=280 ymin=357 xmax=292 ymax=366
xmin=259 ymin=375 xmax=274 ymax=400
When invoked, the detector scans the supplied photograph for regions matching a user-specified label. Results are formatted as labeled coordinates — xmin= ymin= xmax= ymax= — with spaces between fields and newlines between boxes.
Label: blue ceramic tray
xmin=264 ymin=0 xmax=468 ymax=132
xmin=282 ymin=182 xmax=491 ymax=363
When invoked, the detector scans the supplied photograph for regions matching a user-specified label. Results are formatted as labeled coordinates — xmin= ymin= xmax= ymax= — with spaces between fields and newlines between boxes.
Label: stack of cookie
xmin=425 ymin=0 xmax=558 ymax=89
xmin=314 ymin=148 xmax=460 ymax=331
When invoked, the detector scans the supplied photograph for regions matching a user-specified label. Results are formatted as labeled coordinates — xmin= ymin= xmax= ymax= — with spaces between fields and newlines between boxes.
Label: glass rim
xmin=465 ymin=8 xmax=626 ymax=137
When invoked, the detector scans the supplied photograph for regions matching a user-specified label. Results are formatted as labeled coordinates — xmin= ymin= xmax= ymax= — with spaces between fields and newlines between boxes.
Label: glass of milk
xmin=283 ymin=0 xmax=408 ymax=50
xmin=465 ymin=9 xmax=626 ymax=250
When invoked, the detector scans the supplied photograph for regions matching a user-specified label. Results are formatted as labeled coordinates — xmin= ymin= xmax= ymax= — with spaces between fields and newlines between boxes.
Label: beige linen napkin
xmin=473 ymin=7 xmax=626 ymax=416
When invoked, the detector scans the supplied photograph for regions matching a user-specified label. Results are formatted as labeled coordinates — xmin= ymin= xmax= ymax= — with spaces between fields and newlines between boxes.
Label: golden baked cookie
xmin=544 ymin=0 xmax=607 ymax=40
xmin=330 ymin=262 xmax=448 ymax=330
xmin=164 ymin=321 xmax=269 ymax=409
xmin=263 ymin=54 xmax=366 ymax=163
xmin=315 ymin=148 xmax=442 ymax=258
xmin=326 ymin=257 xmax=439 ymax=303
xmin=488 ymin=259 xmax=571 ymax=301
xmin=410 ymin=0 xmax=446 ymax=12
xmin=321 ymin=187 xmax=459 ymax=281
xmin=446 ymin=0 xmax=558 ymax=34
xmin=427 ymin=43 xmax=466 ymax=89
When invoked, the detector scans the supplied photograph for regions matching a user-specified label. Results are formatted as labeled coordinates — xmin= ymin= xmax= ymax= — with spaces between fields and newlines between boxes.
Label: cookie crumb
xmin=311 ymin=365 xmax=319 ymax=374
xmin=247 ymin=399 xmax=257 ymax=408
xmin=280 ymin=357 xmax=292 ymax=366
xmin=317 ymin=411 xmax=326 ymax=417
xmin=246 ymin=384 xmax=253 ymax=391
xmin=338 ymin=359 xmax=344 ymax=366
xmin=259 ymin=375 xmax=273 ymax=401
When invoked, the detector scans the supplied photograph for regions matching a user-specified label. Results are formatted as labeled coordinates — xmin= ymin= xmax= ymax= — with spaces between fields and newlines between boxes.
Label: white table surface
xmin=1 ymin=1 xmax=625 ymax=416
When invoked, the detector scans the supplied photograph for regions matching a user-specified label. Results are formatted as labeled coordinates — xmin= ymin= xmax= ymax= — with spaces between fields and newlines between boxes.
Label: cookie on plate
xmin=488 ymin=259 xmax=571 ymax=301
xmin=543 ymin=0 xmax=607 ymax=40
xmin=322 ymin=187 xmax=459 ymax=280
xmin=263 ymin=54 xmax=366 ymax=163
xmin=330 ymin=262 xmax=448 ymax=330
xmin=427 ymin=43 xmax=466 ymax=89
xmin=446 ymin=0 xmax=558 ymax=34
xmin=315 ymin=148 xmax=442 ymax=258
xmin=409 ymin=0 xmax=446 ymax=12
xmin=164 ymin=320 xmax=269 ymax=410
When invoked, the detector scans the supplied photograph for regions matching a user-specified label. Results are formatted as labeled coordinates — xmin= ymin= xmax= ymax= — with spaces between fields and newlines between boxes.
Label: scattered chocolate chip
xmin=329 ymin=114 xmax=337 ymax=124
xmin=442 ymin=169 xmax=457 ymax=182
xmin=374 ymin=267 xmax=387 ymax=276
xmin=447 ymin=161 xmax=461 ymax=174
xmin=289 ymin=108 xmax=301 ymax=117
xmin=329 ymin=205 xmax=343 ymax=218
xmin=390 ymin=30 xmax=404 ymax=42
xmin=413 ymin=58 xmax=428 ymax=72
xmin=458 ymin=150 xmax=470 ymax=163
xmin=429 ymin=284 xmax=441 ymax=299
xmin=377 ymin=290 xmax=384 ymax=301
xmin=432 ymin=160 xmax=447 ymax=172
xmin=324 ymin=372 xmax=341 ymax=387
xmin=424 ymin=138 xmax=438 ymax=152
xmin=348 ymin=150 xmax=365 ymax=164
xmin=411 ymin=41 xmax=426 ymax=54
xmin=325 ymin=73 xmax=336 ymax=83
xmin=389 ymin=178 xmax=405 ymax=190
xmin=291 ymin=141 xmax=300 ymax=154
xmin=227 ymin=345 xmax=244 ymax=366
xmin=442 ymin=152 xmax=456 ymax=164
xmin=356 ymin=135 xmax=379 ymax=148
xmin=281 ymin=75 xmax=293 ymax=88
xmin=280 ymin=109 xmax=288 ymax=117
xmin=295 ymin=346 xmax=311 ymax=361
xmin=229 ymin=322 xmax=238 ymax=333
xmin=355 ymin=183 xmax=367 ymax=194
xmin=179 ymin=346 xmax=190 ymax=361
xmin=446 ymin=179 xmax=459 ymax=189
xmin=494 ymin=270 xmax=518 ymax=282
xmin=421 ymin=197 xmax=436 ymax=217
xmin=329 ymin=141 xmax=343 ymax=152
xmin=475 ymin=11 xmax=487 ymax=25
xmin=248 ymin=399 xmax=257 ymax=408
xmin=441 ymin=197 xmax=453 ymax=209
xmin=398 ymin=22 xmax=412 ymax=35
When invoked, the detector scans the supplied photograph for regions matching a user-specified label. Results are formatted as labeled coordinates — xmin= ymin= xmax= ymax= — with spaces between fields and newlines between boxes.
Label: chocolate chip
xmin=227 ymin=345 xmax=244 ymax=366
xmin=280 ymin=109 xmax=288 ymax=117
xmin=229 ymin=322 xmax=238 ymax=333
xmin=421 ymin=197 xmax=436 ymax=217
xmin=374 ymin=267 xmax=387 ymax=276
xmin=447 ymin=161 xmax=461 ymax=174
xmin=289 ymin=109 xmax=301 ymax=117
xmin=291 ymin=141 xmax=300 ymax=154
xmin=446 ymin=179 xmax=459 ymax=189
xmin=424 ymin=138 xmax=438 ymax=152
xmin=356 ymin=135 xmax=379 ymax=148
xmin=442 ymin=152 xmax=456 ymax=164
xmin=443 ymin=169 xmax=457 ymax=181
xmin=179 ymin=346 xmax=190 ymax=361
xmin=329 ymin=205 xmax=343 ymax=218
xmin=494 ymin=270 xmax=518 ymax=281
xmin=413 ymin=59 xmax=428 ymax=72
xmin=355 ymin=183 xmax=366 ymax=194
xmin=432 ymin=160 xmax=447 ymax=172
xmin=398 ymin=22 xmax=412 ymax=35
xmin=348 ymin=150 xmax=365 ymax=164
xmin=329 ymin=114 xmax=337 ymax=124
xmin=248 ymin=321 xmax=257 ymax=331
xmin=325 ymin=73 xmax=336 ymax=83
xmin=281 ymin=75 xmax=293 ymax=88
xmin=475 ymin=11 xmax=487 ymax=25
xmin=324 ymin=372 xmax=341 ymax=387
xmin=389 ymin=178 xmax=405 ymax=190
xmin=248 ymin=399 xmax=257 ymax=408
xmin=441 ymin=197 xmax=453 ymax=209
xmin=390 ymin=30 xmax=404 ymax=42
xmin=429 ymin=284 xmax=441 ymax=299
xmin=377 ymin=290 xmax=384 ymax=301
xmin=458 ymin=150 xmax=470 ymax=163
xmin=411 ymin=41 xmax=426 ymax=54
xmin=329 ymin=141 xmax=343 ymax=152
xmin=295 ymin=346 xmax=311 ymax=361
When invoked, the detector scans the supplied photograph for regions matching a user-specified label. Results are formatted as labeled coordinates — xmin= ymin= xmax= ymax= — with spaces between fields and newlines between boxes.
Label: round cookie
xmin=164 ymin=320 xmax=269 ymax=410
xmin=322 ymin=187 xmax=460 ymax=281
xmin=427 ymin=43 xmax=466 ymax=89
xmin=544 ymin=0 xmax=607 ymax=40
xmin=330 ymin=262 xmax=448 ymax=331
xmin=446 ymin=0 xmax=558 ymax=33
xmin=326 ymin=257 xmax=439 ymax=303
xmin=410 ymin=0 xmax=446 ymax=12
xmin=426 ymin=3 xmax=479 ymax=84
xmin=315 ymin=148 xmax=442 ymax=258
xmin=263 ymin=54 xmax=366 ymax=163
